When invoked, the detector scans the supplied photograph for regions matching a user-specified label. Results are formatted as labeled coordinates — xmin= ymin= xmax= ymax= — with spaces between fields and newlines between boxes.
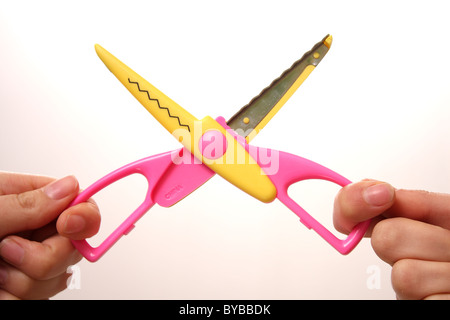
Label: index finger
xmin=387 ymin=189 xmax=450 ymax=230
xmin=0 ymin=172 xmax=55 ymax=196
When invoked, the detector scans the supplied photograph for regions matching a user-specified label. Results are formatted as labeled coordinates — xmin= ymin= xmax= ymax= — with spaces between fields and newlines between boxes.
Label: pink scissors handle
xmin=268 ymin=150 xmax=370 ymax=254
xmin=216 ymin=116 xmax=370 ymax=254
xmin=73 ymin=116 xmax=369 ymax=261
xmin=69 ymin=151 xmax=172 ymax=262
xmin=70 ymin=149 xmax=215 ymax=262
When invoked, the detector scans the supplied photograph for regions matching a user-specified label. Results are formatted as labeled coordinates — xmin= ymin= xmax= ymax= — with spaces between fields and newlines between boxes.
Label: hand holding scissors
xmin=70 ymin=35 xmax=370 ymax=262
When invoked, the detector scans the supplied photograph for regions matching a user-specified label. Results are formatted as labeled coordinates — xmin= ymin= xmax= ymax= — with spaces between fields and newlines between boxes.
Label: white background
xmin=1 ymin=1 xmax=449 ymax=299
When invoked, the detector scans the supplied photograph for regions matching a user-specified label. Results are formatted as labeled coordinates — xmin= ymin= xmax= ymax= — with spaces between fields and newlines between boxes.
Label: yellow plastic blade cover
xmin=95 ymin=44 xmax=276 ymax=203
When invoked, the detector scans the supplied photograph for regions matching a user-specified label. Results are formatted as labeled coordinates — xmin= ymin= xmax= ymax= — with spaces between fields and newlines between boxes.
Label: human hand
xmin=334 ymin=179 xmax=450 ymax=300
xmin=0 ymin=172 xmax=100 ymax=299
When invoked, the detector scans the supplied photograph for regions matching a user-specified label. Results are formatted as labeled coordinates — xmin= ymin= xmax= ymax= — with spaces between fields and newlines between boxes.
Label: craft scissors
xmin=70 ymin=35 xmax=371 ymax=262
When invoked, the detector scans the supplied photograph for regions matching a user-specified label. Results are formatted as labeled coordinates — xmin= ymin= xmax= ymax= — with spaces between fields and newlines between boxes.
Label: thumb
xmin=0 ymin=175 xmax=79 ymax=238
xmin=333 ymin=179 xmax=395 ymax=235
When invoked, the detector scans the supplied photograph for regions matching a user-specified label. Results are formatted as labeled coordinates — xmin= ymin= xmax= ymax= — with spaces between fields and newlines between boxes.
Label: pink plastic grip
xmin=268 ymin=150 xmax=370 ymax=254
xmin=69 ymin=151 xmax=173 ymax=262
xmin=70 ymin=149 xmax=215 ymax=262
xmin=215 ymin=116 xmax=370 ymax=254
xmin=73 ymin=115 xmax=369 ymax=261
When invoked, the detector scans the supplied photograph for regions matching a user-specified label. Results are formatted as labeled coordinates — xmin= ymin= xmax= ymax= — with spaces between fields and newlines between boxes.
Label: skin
xmin=333 ymin=179 xmax=450 ymax=300
xmin=0 ymin=172 xmax=100 ymax=300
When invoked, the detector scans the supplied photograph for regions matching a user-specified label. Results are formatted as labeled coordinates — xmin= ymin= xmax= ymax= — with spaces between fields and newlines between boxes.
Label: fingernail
xmin=0 ymin=238 xmax=25 ymax=266
xmin=363 ymin=183 xmax=395 ymax=206
xmin=63 ymin=214 xmax=86 ymax=234
xmin=44 ymin=175 xmax=78 ymax=200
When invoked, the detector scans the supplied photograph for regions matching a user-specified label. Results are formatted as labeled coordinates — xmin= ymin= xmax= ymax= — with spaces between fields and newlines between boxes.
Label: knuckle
xmin=16 ymin=191 xmax=37 ymax=210
xmin=14 ymin=274 xmax=68 ymax=300
xmin=32 ymin=261 xmax=54 ymax=280
xmin=14 ymin=190 xmax=46 ymax=230
xmin=391 ymin=259 xmax=419 ymax=299
xmin=371 ymin=218 xmax=400 ymax=259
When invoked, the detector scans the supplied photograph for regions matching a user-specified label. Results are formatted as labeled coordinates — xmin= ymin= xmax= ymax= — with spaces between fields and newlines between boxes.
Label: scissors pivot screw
xmin=199 ymin=130 xmax=228 ymax=160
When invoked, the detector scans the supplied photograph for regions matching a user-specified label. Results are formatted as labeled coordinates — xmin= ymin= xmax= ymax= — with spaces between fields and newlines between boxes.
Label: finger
xmin=387 ymin=189 xmax=450 ymax=230
xmin=0 ymin=172 xmax=55 ymax=196
xmin=0 ymin=235 xmax=81 ymax=280
xmin=0 ymin=175 xmax=79 ymax=238
xmin=0 ymin=260 xmax=70 ymax=300
xmin=391 ymin=259 xmax=450 ymax=300
xmin=333 ymin=179 xmax=395 ymax=234
xmin=0 ymin=289 xmax=20 ymax=300
xmin=371 ymin=217 xmax=450 ymax=265
xmin=56 ymin=198 xmax=101 ymax=240
xmin=424 ymin=293 xmax=450 ymax=300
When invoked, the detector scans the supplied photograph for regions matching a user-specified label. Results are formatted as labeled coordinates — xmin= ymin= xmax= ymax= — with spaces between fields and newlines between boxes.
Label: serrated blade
xmin=227 ymin=34 xmax=332 ymax=142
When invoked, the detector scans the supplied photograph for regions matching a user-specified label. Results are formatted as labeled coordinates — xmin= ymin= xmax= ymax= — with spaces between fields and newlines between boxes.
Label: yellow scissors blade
xmin=95 ymin=44 xmax=198 ymax=135
xmin=95 ymin=44 xmax=277 ymax=203
xmin=227 ymin=35 xmax=333 ymax=142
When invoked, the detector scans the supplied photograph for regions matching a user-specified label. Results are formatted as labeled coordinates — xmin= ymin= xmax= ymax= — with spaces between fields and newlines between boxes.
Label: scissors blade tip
xmin=323 ymin=34 xmax=333 ymax=49
xmin=94 ymin=43 xmax=106 ymax=56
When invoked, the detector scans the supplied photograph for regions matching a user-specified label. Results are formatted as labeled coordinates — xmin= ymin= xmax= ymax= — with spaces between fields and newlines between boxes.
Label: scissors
xmin=70 ymin=35 xmax=371 ymax=262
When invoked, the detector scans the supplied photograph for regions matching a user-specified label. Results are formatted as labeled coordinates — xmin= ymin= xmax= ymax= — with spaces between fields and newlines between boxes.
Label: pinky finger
xmin=0 ymin=289 xmax=20 ymax=300
xmin=0 ymin=262 xmax=71 ymax=300
xmin=392 ymin=259 xmax=450 ymax=300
